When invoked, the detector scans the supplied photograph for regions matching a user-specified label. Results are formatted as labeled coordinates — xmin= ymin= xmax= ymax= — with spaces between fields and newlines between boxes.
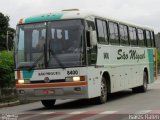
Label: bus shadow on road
xmin=49 ymin=90 xmax=136 ymax=110
xmin=29 ymin=99 xmax=95 ymax=111
xmin=107 ymin=89 xmax=138 ymax=102
xmin=107 ymin=89 xmax=152 ymax=102
xmin=54 ymin=99 xmax=95 ymax=109
xmin=29 ymin=89 xmax=152 ymax=111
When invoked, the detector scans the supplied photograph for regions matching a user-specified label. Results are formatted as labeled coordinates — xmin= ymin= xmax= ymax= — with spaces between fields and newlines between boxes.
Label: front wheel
xmin=95 ymin=76 xmax=107 ymax=104
xmin=41 ymin=99 xmax=56 ymax=108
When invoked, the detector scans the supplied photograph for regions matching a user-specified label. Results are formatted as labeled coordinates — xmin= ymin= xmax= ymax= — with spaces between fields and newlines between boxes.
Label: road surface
xmin=0 ymin=79 xmax=160 ymax=120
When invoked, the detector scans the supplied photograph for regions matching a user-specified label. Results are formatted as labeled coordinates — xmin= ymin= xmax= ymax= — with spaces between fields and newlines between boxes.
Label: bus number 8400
xmin=67 ymin=70 xmax=78 ymax=75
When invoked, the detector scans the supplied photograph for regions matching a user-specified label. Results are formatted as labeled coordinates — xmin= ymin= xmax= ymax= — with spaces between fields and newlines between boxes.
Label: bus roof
xmin=19 ymin=9 xmax=154 ymax=31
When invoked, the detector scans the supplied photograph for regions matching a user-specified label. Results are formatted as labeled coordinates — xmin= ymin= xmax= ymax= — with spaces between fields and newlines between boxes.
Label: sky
xmin=0 ymin=0 xmax=160 ymax=33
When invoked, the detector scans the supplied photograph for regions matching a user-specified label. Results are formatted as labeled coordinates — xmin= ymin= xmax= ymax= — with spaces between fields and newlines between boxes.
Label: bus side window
xmin=146 ymin=30 xmax=152 ymax=47
xmin=87 ymin=20 xmax=95 ymax=30
xmin=109 ymin=21 xmax=119 ymax=45
xmin=151 ymin=31 xmax=155 ymax=47
xmin=137 ymin=28 xmax=145 ymax=47
xmin=96 ymin=19 xmax=108 ymax=44
xmin=129 ymin=26 xmax=137 ymax=46
xmin=119 ymin=24 xmax=129 ymax=46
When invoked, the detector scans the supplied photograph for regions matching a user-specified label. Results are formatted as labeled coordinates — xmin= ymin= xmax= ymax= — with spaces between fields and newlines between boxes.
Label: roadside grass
xmin=0 ymin=96 xmax=18 ymax=104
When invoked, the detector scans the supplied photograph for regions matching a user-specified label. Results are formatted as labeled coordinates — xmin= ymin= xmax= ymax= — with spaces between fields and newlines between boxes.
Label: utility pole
xmin=6 ymin=30 xmax=14 ymax=52
xmin=6 ymin=31 xmax=9 ymax=52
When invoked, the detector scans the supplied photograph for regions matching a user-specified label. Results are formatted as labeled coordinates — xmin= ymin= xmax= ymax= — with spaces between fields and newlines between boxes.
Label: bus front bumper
xmin=16 ymin=82 xmax=88 ymax=100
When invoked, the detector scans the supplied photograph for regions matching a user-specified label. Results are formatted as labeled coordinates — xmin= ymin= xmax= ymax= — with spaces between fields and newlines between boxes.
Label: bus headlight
xmin=65 ymin=76 xmax=86 ymax=82
xmin=73 ymin=77 xmax=81 ymax=82
xmin=16 ymin=79 xmax=30 ymax=84
xmin=18 ymin=79 xmax=24 ymax=84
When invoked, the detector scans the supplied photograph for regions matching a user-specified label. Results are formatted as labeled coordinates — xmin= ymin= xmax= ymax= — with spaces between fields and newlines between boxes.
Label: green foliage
xmin=157 ymin=50 xmax=160 ymax=66
xmin=0 ymin=13 xmax=9 ymax=51
xmin=0 ymin=12 xmax=15 ymax=51
xmin=7 ymin=27 xmax=16 ymax=50
xmin=0 ymin=51 xmax=14 ymax=88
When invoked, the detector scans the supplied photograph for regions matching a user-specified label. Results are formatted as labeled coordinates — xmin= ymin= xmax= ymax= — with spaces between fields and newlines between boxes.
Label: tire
xmin=95 ymin=76 xmax=107 ymax=104
xmin=41 ymin=99 xmax=56 ymax=108
xmin=132 ymin=72 xmax=148 ymax=93
xmin=139 ymin=72 xmax=148 ymax=92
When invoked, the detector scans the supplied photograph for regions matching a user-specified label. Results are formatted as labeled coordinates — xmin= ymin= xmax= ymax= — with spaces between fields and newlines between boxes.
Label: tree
xmin=0 ymin=51 xmax=14 ymax=88
xmin=7 ymin=27 xmax=16 ymax=50
xmin=155 ymin=33 xmax=160 ymax=49
xmin=0 ymin=12 xmax=15 ymax=51
xmin=0 ymin=12 xmax=15 ymax=88
xmin=0 ymin=12 xmax=9 ymax=51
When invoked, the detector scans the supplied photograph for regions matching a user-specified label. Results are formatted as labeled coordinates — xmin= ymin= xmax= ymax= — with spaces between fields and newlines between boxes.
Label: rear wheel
xmin=41 ymin=99 xmax=56 ymax=108
xmin=95 ymin=76 xmax=107 ymax=104
xmin=132 ymin=72 xmax=148 ymax=93
xmin=139 ymin=72 xmax=148 ymax=92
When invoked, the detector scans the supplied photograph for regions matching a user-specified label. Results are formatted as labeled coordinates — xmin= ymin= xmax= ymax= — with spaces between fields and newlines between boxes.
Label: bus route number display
xmin=67 ymin=70 xmax=79 ymax=75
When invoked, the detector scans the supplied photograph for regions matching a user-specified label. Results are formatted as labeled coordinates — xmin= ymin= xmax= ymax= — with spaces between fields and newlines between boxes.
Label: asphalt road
xmin=0 ymin=79 xmax=160 ymax=120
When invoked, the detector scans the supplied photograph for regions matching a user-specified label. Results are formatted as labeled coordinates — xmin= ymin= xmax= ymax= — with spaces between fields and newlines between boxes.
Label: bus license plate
xmin=42 ymin=90 xmax=55 ymax=95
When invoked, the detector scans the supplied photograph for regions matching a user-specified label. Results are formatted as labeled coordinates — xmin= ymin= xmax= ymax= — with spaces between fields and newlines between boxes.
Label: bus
xmin=15 ymin=9 xmax=158 ymax=108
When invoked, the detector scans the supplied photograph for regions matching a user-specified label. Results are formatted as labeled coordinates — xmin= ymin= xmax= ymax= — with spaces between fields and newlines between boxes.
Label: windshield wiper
xmin=28 ymin=44 xmax=46 ymax=70
xmin=49 ymin=49 xmax=65 ymax=69
xmin=28 ymin=53 xmax=44 ymax=70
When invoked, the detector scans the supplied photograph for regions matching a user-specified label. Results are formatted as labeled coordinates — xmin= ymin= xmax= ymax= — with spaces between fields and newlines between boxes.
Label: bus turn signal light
xmin=18 ymin=79 xmax=24 ymax=84
xmin=66 ymin=76 xmax=86 ymax=82
xmin=73 ymin=77 xmax=81 ymax=82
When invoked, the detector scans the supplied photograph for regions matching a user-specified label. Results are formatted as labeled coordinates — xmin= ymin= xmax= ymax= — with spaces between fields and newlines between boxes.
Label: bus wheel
xmin=140 ymin=72 xmax=148 ymax=92
xmin=132 ymin=72 xmax=148 ymax=93
xmin=41 ymin=99 xmax=56 ymax=108
xmin=95 ymin=76 xmax=107 ymax=104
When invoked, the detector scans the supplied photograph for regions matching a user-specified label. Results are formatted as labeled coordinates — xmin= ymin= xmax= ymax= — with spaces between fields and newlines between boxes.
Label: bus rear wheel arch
xmin=132 ymin=69 xmax=148 ymax=93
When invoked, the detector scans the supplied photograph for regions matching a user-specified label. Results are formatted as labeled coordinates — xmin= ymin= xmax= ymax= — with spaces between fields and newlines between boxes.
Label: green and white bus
xmin=15 ymin=9 xmax=158 ymax=108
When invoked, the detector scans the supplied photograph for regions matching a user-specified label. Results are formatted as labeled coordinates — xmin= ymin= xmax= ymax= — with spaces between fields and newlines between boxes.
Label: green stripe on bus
xmin=147 ymin=49 xmax=154 ymax=82
xmin=23 ymin=70 xmax=34 ymax=79
xmin=25 ymin=13 xmax=63 ymax=23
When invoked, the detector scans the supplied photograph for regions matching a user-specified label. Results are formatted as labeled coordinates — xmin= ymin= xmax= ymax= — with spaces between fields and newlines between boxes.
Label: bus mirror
xmin=86 ymin=31 xmax=91 ymax=47
xmin=90 ymin=31 xmax=97 ymax=46
xmin=86 ymin=31 xmax=97 ymax=48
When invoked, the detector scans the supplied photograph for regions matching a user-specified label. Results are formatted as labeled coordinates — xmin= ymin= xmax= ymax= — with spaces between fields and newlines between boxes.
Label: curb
xmin=0 ymin=100 xmax=38 ymax=108
xmin=0 ymin=100 xmax=20 ymax=108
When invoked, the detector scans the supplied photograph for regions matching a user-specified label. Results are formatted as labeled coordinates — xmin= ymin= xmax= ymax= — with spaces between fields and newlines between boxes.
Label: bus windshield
xmin=15 ymin=20 xmax=85 ymax=69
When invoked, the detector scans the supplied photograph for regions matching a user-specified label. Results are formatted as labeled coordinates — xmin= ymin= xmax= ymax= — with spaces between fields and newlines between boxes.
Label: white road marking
xmin=99 ymin=110 xmax=118 ymax=114
xmin=40 ymin=111 xmax=55 ymax=114
xmin=68 ymin=111 xmax=85 ymax=114
xmin=47 ymin=111 xmax=85 ymax=120
xmin=83 ymin=111 xmax=118 ymax=120
xmin=134 ymin=110 xmax=152 ymax=114
xmin=18 ymin=110 xmax=156 ymax=120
